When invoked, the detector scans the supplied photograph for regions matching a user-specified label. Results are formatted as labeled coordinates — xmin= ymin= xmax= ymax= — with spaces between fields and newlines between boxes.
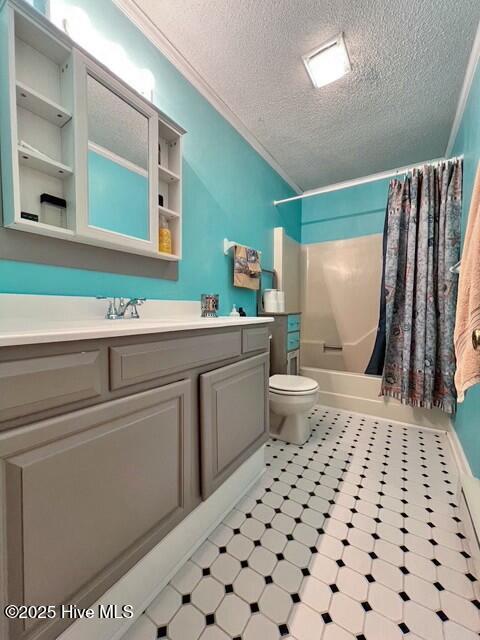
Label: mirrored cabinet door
xmin=75 ymin=53 xmax=159 ymax=257
xmin=87 ymin=74 xmax=150 ymax=241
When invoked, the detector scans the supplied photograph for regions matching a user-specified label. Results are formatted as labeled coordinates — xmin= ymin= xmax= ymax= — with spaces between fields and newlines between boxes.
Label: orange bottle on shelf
xmin=158 ymin=214 xmax=172 ymax=253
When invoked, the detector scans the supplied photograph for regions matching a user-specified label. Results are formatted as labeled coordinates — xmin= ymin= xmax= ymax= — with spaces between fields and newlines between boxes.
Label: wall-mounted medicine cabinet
xmin=0 ymin=0 xmax=185 ymax=261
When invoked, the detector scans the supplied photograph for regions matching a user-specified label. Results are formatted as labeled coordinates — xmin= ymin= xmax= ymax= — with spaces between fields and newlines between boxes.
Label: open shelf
xmin=158 ymin=164 xmax=179 ymax=183
xmin=16 ymin=216 xmax=74 ymax=237
xmin=158 ymin=204 xmax=180 ymax=220
xmin=18 ymin=145 xmax=73 ymax=178
xmin=16 ymin=81 xmax=72 ymax=126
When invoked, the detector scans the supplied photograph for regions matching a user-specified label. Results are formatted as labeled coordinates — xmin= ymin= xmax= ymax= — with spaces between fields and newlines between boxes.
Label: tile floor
xmin=128 ymin=406 xmax=480 ymax=640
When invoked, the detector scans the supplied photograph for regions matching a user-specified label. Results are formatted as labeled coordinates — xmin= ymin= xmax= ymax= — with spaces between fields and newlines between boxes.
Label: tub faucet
xmin=97 ymin=297 xmax=146 ymax=319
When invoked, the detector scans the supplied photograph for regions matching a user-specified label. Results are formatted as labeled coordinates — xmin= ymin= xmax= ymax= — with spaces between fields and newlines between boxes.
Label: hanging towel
xmin=234 ymin=245 xmax=261 ymax=290
xmin=454 ymin=163 xmax=480 ymax=402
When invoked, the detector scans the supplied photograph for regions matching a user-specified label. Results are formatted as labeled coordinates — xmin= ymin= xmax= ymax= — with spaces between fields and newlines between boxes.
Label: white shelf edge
xmin=88 ymin=141 xmax=148 ymax=177
xmin=17 ymin=144 xmax=73 ymax=178
xmin=8 ymin=218 xmax=74 ymax=238
xmin=157 ymin=250 xmax=180 ymax=261
xmin=16 ymin=80 xmax=72 ymax=126
xmin=158 ymin=204 xmax=180 ymax=219
xmin=158 ymin=164 xmax=180 ymax=182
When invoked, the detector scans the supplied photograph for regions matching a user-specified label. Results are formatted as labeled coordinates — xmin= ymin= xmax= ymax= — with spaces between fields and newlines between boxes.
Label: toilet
xmin=269 ymin=374 xmax=319 ymax=445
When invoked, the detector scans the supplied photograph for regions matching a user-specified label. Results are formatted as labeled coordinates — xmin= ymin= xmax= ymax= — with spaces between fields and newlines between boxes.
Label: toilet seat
xmin=269 ymin=374 xmax=318 ymax=396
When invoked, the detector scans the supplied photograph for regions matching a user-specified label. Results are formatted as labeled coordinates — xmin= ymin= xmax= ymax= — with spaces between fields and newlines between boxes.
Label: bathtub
xmin=300 ymin=366 xmax=452 ymax=431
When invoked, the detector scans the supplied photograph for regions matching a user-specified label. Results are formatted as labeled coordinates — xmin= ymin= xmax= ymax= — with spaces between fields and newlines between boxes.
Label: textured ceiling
xmin=132 ymin=0 xmax=479 ymax=191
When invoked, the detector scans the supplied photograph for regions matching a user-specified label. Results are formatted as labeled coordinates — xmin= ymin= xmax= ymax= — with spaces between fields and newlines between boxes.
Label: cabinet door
xmin=1 ymin=380 xmax=192 ymax=640
xmin=200 ymin=353 xmax=269 ymax=499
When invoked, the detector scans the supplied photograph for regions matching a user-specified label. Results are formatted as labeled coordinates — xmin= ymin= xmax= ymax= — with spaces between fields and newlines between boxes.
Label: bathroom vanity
xmin=0 ymin=313 xmax=271 ymax=640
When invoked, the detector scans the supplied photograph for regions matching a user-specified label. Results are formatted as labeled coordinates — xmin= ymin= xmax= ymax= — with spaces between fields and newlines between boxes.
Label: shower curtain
xmin=378 ymin=160 xmax=462 ymax=414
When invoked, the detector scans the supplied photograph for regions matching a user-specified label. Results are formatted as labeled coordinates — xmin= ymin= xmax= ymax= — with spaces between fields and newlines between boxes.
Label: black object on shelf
xmin=238 ymin=307 xmax=247 ymax=317
xmin=158 ymin=194 xmax=164 ymax=207
xmin=21 ymin=211 xmax=39 ymax=222
xmin=40 ymin=193 xmax=67 ymax=208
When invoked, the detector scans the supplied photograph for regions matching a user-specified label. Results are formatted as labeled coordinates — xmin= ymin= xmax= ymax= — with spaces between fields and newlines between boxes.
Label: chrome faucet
xmin=97 ymin=297 xmax=146 ymax=320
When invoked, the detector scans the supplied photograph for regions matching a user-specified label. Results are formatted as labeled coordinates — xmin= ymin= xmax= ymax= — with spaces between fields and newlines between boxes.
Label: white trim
xmin=446 ymin=428 xmax=480 ymax=554
xmin=445 ymin=19 xmax=480 ymax=156
xmin=273 ymin=227 xmax=283 ymax=290
xmin=88 ymin=141 xmax=148 ymax=177
xmin=57 ymin=448 xmax=265 ymax=640
xmin=447 ymin=427 xmax=473 ymax=478
xmin=274 ymin=155 xmax=462 ymax=205
xmin=112 ymin=0 xmax=302 ymax=195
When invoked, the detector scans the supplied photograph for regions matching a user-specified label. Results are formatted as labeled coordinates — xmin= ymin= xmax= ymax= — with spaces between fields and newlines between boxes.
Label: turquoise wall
xmin=301 ymin=178 xmax=390 ymax=244
xmin=452 ymin=62 xmax=480 ymax=478
xmin=0 ymin=0 xmax=300 ymax=315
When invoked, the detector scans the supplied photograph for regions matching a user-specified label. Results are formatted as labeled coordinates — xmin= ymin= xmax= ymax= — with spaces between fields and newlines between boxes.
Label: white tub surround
xmin=301 ymin=366 xmax=452 ymax=431
xmin=0 ymin=294 xmax=273 ymax=346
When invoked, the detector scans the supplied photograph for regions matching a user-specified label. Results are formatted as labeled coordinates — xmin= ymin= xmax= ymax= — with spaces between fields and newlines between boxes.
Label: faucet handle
xmin=128 ymin=298 xmax=146 ymax=319
xmin=106 ymin=300 xmax=119 ymax=320
xmin=96 ymin=296 xmax=120 ymax=319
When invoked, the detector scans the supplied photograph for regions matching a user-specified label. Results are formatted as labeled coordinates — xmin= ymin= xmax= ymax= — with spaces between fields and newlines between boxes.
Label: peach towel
xmin=454 ymin=162 xmax=480 ymax=402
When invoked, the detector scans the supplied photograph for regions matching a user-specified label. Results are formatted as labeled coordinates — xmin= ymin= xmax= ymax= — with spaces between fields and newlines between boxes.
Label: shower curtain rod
xmin=273 ymin=154 xmax=464 ymax=206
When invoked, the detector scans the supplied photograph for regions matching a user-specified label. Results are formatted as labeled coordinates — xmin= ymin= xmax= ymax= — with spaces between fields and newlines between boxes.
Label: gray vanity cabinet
xmin=0 ymin=324 xmax=270 ymax=640
xmin=200 ymin=352 xmax=269 ymax=498
xmin=2 ymin=380 xmax=193 ymax=640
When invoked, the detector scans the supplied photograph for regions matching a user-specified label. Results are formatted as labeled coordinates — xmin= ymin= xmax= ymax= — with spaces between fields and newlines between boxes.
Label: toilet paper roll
xmin=277 ymin=291 xmax=285 ymax=312
xmin=264 ymin=289 xmax=278 ymax=313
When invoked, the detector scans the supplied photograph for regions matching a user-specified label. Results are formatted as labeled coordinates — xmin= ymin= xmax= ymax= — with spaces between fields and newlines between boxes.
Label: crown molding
xmin=445 ymin=19 xmax=480 ymax=156
xmin=112 ymin=0 xmax=302 ymax=195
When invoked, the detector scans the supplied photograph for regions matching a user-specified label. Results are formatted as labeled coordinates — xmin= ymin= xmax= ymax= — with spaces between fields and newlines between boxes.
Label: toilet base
xmin=269 ymin=409 xmax=311 ymax=445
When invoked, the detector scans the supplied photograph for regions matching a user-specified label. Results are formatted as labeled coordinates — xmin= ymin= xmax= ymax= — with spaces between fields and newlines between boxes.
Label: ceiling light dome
xmin=303 ymin=33 xmax=351 ymax=88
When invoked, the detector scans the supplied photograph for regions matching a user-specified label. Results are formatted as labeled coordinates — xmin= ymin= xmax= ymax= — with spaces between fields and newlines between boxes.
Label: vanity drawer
xmin=287 ymin=331 xmax=300 ymax=351
xmin=0 ymin=350 xmax=104 ymax=422
xmin=242 ymin=326 xmax=269 ymax=354
xmin=287 ymin=314 xmax=301 ymax=332
xmin=110 ymin=330 xmax=242 ymax=390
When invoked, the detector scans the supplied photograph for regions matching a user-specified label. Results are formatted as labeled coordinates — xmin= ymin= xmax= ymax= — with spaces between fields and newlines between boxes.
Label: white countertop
xmin=0 ymin=295 xmax=273 ymax=346
xmin=0 ymin=315 xmax=273 ymax=347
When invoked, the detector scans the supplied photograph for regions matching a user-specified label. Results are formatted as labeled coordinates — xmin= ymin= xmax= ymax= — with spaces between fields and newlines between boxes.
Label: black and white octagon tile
xmin=121 ymin=406 xmax=480 ymax=640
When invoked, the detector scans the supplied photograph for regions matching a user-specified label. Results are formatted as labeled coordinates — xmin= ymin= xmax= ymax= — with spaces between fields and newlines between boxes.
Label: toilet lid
xmin=269 ymin=374 xmax=318 ymax=393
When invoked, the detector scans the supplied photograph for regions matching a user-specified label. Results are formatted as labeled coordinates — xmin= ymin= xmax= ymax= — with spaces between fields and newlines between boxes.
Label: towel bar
xmin=473 ymin=329 xmax=480 ymax=351
xmin=223 ymin=238 xmax=262 ymax=256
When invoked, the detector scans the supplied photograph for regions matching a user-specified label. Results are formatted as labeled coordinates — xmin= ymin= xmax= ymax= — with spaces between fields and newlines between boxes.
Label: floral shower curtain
xmin=380 ymin=160 xmax=462 ymax=414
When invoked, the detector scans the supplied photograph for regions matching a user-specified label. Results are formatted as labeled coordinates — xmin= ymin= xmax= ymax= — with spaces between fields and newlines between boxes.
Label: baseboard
xmin=57 ymin=448 xmax=265 ymax=640
xmin=446 ymin=430 xmax=480 ymax=571
xmin=447 ymin=427 xmax=473 ymax=478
